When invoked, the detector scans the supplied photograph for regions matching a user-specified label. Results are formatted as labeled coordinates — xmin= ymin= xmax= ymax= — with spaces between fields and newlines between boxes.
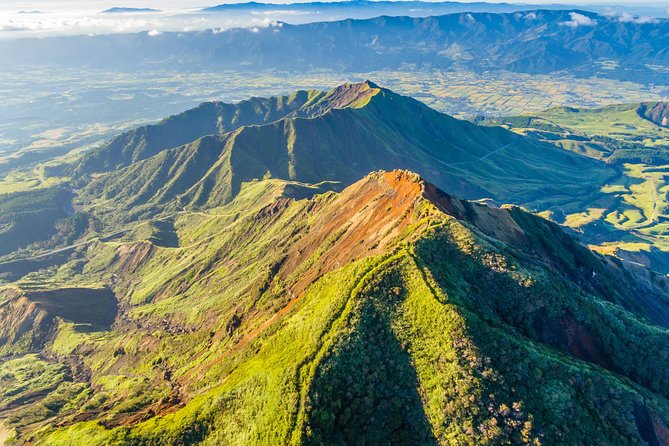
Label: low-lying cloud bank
xmin=1 ymin=1 xmax=668 ymax=40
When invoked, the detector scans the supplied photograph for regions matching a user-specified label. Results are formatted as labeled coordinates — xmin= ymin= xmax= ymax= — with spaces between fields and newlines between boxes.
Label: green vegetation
xmin=75 ymin=82 xmax=611 ymax=226
xmin=0 ymin=187 xmax=73 ymax=257
xmin=638 ymin=102 xmax=669 ymax=128
xmin=0 ymin=167 xmax=69 ymax=195
xmin=482 ymin=102 xmax=669 ymax=272
xmin=1 ymin=170 xmax=669 ymax=444
xmin=2 ymin=82 xmax=669 ymax=444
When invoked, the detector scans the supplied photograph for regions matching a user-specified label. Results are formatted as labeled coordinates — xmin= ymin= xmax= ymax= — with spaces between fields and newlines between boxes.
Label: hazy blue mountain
xmin=202 ymin=0 xmax=669 ymax=19
xmin=202 ymin=1 xmax=571 ymax=15
xmin=0 ymin=10 xmax=666 ymax=82
xmin=100 ymin=7 xmax=161 ymax=14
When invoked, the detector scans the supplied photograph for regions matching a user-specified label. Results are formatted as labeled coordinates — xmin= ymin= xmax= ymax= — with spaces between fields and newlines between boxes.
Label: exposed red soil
xmin=181 ymin=170 xmax=535 ymax=389
xmin=282 ymin=170 xmax=427 ymax=296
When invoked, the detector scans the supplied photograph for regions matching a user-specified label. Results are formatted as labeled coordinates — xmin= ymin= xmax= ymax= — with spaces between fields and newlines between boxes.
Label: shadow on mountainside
xmin=303 ymin=268 xmax=438 ymax=446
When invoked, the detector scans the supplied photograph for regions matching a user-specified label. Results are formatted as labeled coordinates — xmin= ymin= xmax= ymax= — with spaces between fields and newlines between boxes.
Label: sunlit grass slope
xmin=1 ymin=171 xmax=669 ymax=445
xmin=482 ymin=102 xmax=669 ymax=272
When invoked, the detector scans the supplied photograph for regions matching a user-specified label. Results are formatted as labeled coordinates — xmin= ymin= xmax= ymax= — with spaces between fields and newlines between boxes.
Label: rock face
xmin=3 ymin=170 xmax=669 ymax=445
xmin=0 ymin=288 xmax=117 ymax=356
xmin=639 ymin=102 xmax=669 ymax=127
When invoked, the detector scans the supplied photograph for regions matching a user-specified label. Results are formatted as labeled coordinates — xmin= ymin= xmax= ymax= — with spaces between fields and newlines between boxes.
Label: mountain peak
xmin=372 ymin=169 xmax=424 ymax=193
xmin=315 ymin=80 xmax=382 ymax=110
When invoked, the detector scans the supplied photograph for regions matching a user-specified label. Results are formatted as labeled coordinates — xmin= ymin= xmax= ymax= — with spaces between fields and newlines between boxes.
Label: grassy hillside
xmin=1 ymin=171 xmax=669 ymax=444
xmin=0 ymin=187 xmax=78 ymax=257
xmin=77 ymin=82 xmax=611 ymax=224
xmin=481 ymin=103 xmax=669 ymax=273
xmin=639 ymin=102 xmax=669 ymax=128
xmin=70 ymin=89 xmax=327 ymax=176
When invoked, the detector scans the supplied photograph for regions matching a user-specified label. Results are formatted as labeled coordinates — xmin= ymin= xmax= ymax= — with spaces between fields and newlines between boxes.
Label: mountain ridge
xmin=639 ymin=101 xmax=669 ymax=128
xmin=1 ymin=10 xmax=667 ymax=82
xmin=3 ymin=169 xmax=669 ymax=444
xmin=74 ymin=81 xmax=611 ymax=223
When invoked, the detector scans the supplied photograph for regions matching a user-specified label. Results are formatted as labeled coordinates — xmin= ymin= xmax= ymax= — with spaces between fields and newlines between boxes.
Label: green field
xmin=485 ymin=103 xmax=669 ymax=271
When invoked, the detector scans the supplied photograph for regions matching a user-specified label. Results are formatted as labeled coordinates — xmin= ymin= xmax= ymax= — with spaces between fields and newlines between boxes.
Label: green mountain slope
xmin=479 ymin=103 xmax=669 ymax=273
xmin=1 ymin=171 xmax=669 ymax=445
xmin=78 ymin=82 xmax=612 ymax=220
xmin=70 ymin=89 xmax=326 ymax=176
xmin=639 ymin=102 xmax=669 ymax=128
xmin=71 ymin=83 xmax=390 ymax=177
xmin=0 ymin=187 xmax=75 ymax=257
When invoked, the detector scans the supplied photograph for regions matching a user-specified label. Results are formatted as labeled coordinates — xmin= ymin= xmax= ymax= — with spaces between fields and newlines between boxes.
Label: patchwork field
xmin=487 ymin=103 xmax=669 ymax=272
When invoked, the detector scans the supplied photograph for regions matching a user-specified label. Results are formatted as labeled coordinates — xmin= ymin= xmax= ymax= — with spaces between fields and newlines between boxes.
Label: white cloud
xmin=0 ymin=6 xmax=319 ymax=39
xmin=560 ymin=12 xmax=598 ymax=28
xmin=617 ymin=12 xmax=659 ymax=25
xmin=524 ymin=12 xmax=538 ymax=21
xmin=147 ymin=29 xmax=162 ymax=36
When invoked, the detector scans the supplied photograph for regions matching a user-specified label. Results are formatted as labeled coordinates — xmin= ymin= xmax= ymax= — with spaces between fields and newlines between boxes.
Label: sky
xmin=1 ymin=0 xmax=668 ymax=10
xmin=0 ymin=0 xmax=667 ymax=39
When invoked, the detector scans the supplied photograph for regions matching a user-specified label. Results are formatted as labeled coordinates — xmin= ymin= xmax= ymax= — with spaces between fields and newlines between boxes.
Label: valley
xmin=484 ymin=102 xmax=669 ymax=272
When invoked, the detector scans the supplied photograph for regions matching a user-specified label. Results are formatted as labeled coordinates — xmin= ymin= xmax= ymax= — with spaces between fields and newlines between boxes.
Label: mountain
xmin=74 ymin=82 xmax=611 ymax=222
xmin=71 ymin=89 xmax=327 ymax=175
xmin=202 ymin=0 xmax=571 ymax=15
xmin=202 ymin=1 xmax=669 ymax=19
xmin=100 ymin=7 xmax=160 ymax=14
xmin=1 ymin=10 xmax=667 ymax=82
xmin=639 ymin=102 xmax=669 ymax=128
xmin=2 ymin=170 xmax=669 ymax=444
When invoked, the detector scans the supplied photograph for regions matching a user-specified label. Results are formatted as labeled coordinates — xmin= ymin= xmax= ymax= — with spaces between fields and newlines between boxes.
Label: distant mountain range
xmin=100 ymin=7 xmax=161 ymax=14
xmin=1 ymin=10 xmax=667 ymax=82
xmin=202 ymin=0 xmax=571 ymax=15
xmin=201 ymin=0 xmax=669 ymax=20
